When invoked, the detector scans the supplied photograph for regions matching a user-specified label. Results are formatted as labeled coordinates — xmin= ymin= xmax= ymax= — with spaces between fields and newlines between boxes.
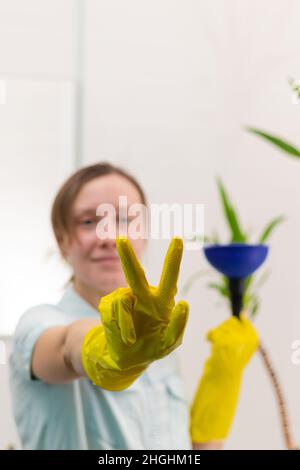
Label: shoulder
xmin=10 ymin=303 xmax=70 ymax=380
xmin=13 ymin=302 xmax=69 ymax=349
xmin=16 ymin=303 xmax=68 ymax=331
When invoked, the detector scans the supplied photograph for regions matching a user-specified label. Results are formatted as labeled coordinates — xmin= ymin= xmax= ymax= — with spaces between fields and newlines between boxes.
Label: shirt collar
xmin=57 ymin=284 xmax=99 ymax=319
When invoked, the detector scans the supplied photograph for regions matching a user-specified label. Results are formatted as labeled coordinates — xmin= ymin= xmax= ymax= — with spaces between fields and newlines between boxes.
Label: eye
xmin=81 ymin=218 xmax=96 ymax=226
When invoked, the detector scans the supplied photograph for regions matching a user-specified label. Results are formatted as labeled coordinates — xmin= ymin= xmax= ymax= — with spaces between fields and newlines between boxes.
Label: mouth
xmin=90 ymin=256 xmax=120 ymax=264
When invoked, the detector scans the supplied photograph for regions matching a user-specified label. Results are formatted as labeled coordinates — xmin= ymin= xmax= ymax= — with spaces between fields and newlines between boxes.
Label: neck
xmin=73 ymin=279 xmax=102 ymax=311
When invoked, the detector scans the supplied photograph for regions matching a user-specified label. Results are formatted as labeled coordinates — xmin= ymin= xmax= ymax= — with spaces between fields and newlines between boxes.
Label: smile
xmin=90 ymin=257 xmax=120 ymax=263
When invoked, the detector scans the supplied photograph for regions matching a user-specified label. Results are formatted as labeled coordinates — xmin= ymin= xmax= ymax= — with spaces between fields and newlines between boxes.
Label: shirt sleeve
xmin=11 ymin=304 xmax=70 ymax=381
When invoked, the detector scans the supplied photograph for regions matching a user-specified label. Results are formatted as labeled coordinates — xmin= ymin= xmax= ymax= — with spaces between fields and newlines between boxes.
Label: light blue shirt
xmin=9 ymin=285 xmax=191 ymax=450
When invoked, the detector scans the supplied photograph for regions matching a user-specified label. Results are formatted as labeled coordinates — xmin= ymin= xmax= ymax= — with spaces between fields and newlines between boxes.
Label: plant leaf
xmin=289 ymin=77 xmax=300 ymax=101
xmin=185 ymin=234 xmax=211 ymax=244
xmin=244 ymin=275 xmax=253 ymax=294
xmin=207 ymin=282 xmax=229 ymax=298
xmin=202 ymin=234 xmax=220 ymax=245
xmin=258 ymin=216 xmax=285 ymax=243
xmin=246 ymin=127 xmax=300 ymax=159
xmin=249 ymin=296 xmax=260 ymax=318
xmin=208 ymin=231 xmax=221 ymax=245
xmin=216 ymin=178 xmax=247 ymax=243
xmin=181 ymin=270 xmax=209 ymax=295
xmin=253 ymin=270 xmax=270 ymax=291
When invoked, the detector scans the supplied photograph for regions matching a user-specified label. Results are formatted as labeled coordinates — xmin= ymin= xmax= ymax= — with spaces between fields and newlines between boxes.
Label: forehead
xmin=72 ymin=173 xmax=143 ymax=215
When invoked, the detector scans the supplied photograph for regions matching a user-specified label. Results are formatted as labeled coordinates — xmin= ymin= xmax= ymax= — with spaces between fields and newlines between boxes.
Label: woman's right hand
xmin=81 ymin=237 xmax=189 ymax=390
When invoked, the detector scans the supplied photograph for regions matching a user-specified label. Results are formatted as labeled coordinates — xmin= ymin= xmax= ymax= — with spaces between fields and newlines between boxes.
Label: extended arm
xmin=31 ymin=318 xmax=99 ymax=384
xmin=190 ymin=315 xmax=258 ymax=447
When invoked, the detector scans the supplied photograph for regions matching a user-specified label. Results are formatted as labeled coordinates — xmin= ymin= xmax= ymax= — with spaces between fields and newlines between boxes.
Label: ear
xmin=57 ymin=231 xmax=70 ymax=260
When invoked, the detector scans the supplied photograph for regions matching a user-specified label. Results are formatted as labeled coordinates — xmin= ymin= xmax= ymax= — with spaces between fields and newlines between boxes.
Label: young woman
xmin=9 ymin=163 xmax=258 ymax=450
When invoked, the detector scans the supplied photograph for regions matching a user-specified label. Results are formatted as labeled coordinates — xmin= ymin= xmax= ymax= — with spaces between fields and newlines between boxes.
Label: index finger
xmin=116 ymin=236 xmax=150 ymax=297
xmin=157 ymin=237 xmax=183 ymax=304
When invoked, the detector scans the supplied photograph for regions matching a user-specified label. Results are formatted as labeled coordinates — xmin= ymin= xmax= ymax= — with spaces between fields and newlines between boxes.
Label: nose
xmin=96 ymin=234 xmax=117 ymax=251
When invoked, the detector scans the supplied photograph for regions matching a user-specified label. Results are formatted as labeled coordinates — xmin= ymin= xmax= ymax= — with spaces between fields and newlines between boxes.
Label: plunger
xmin=204 ymin=244 xmax=269 ymax=317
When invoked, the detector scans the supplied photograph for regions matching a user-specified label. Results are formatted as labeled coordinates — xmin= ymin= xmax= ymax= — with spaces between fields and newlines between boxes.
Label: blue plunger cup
xmin=204 ymin=244 xmax=269 ymax=317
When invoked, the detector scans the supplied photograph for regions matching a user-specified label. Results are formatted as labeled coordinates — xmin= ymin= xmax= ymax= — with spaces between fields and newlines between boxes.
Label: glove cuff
xmin=81 ymin=325 xmax=147 ymax=391
xmin=190 ymin=360 xmax=243 ymax=442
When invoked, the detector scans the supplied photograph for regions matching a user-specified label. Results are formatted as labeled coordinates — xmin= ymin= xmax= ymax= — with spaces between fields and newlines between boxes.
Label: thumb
xmin=114 ymin=293 xmax=137 ymax=347
xmin=164 ymin=300 xmax=189 ymax=352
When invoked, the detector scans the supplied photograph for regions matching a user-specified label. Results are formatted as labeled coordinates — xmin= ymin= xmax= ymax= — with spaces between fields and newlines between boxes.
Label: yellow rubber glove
xmin=82 ymin=237 xmax=189 ymax=391
xmin=190 ymin=315 xmax=259 ymax=443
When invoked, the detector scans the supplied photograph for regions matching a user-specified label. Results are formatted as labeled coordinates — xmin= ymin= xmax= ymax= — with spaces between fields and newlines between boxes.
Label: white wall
xmin=0 ymin=337 xmax=20 ymax=449
xmin=0 ymin=0 xmax=76 ymax=449
xmin=0 ymin=0 xmax=77 ymax=334
xmin=1 ymin=0 xmax=300 ymax=449
xmin=82 ymin=0 xmax=300 ymax=449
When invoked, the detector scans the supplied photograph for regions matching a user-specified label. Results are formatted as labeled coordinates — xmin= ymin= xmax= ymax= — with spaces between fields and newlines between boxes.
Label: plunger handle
xmin=228 ymin=277 xmax=245 ymax=318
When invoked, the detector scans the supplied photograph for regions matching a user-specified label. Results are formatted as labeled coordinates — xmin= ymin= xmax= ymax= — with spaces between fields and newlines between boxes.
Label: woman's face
xmin=61 ymin=173 xmax=146 ymax=296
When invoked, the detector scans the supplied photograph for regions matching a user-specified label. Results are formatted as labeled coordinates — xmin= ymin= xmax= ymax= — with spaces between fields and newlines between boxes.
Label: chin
xmin=93 ymin=276 xmax=126 ymax=295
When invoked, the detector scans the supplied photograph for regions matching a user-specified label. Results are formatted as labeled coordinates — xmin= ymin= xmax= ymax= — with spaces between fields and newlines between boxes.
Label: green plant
xmin=182 ymin=179 xmax=299 ymax=450
xmin=246 ymin=78 xmax=300 ymax=159
xmin=242 ymin=79 xmax=300 ymax=449
xmin=183 ymin=178 xmax=284 ymax=318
